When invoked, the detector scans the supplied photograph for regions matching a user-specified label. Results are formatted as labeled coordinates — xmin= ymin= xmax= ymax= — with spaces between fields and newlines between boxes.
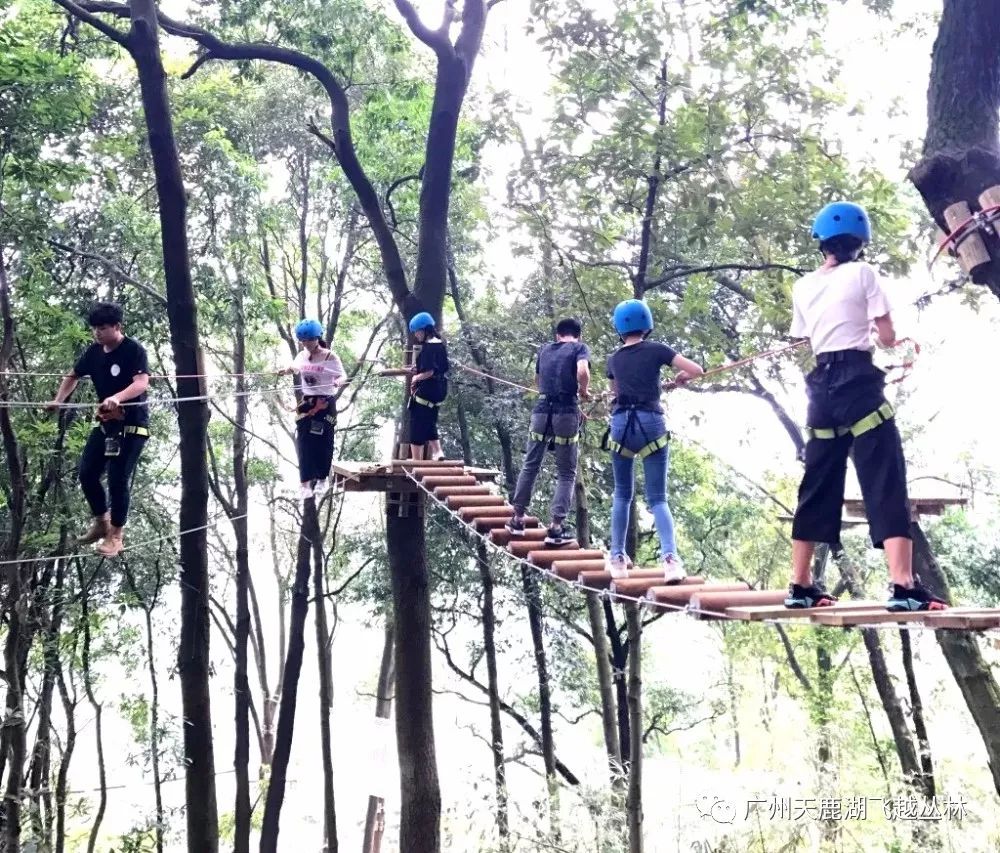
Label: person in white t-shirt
xmin=785 ymin=202 xmax=946 ymax=613
xmin=279 ymin=318 xmax=348 ymax=501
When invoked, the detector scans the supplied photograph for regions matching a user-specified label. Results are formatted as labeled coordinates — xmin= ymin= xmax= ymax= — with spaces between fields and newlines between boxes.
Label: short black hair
xmin=87 ymin=301 xmax=123 ymax=327
xmin=819 ymin=234 xmax=864 ymax=265
xmin=555 ymin=317 xmax=582 ymax=338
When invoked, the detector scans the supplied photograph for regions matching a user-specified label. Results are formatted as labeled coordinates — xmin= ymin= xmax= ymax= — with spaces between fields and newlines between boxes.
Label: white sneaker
xmin=607 ymin=554 xmax=630 ymax=579
xmin=313 ymin=478 xmax=330 ymax=499
xmin=299 ymin=483 xmax=314 ymax=501
xmin=662 ymin=554 xmax=686 ymax=584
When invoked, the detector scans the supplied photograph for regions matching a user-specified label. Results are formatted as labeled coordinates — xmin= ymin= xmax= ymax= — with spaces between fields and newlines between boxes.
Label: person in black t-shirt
xmin=407 ymin=312 xmax=449 ymax=460
xmin=605 ymin=299 xmax=702 ymax=582
xmin=507 ymin=318 xmax=591 ymax=546
xmin=48 ymin=302 xmax=150 ymax=557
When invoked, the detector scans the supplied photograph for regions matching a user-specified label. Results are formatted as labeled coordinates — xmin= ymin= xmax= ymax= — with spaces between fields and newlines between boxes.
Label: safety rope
xmin=0 ymin=508 xmax=249 ymax=567
xmin=0 ymin=384 xmax=291 ymax=410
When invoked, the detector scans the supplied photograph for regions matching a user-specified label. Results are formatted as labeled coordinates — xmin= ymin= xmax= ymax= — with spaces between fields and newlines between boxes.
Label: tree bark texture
xmin=910 ymin=0 xmax=1000 ymax=293
xmin=899 ymin=630 xmax=936 ymax=798
xmin=125 ymin=3 xmax=220 ymax=846
xmin=362 ymin=617 xmax=395 ymax=853
xmin=475 ymin=543 xmax=510 ymax=848
xmin=313 ymin=532 xmax=339 ymax=852
xmin=387 ymin=504 xmax=440 ymax=853
xmin=260 ymin=501 xmax=319 ymax=851
xmin=625 ymin=604 xmax=643 ymax=853
xmin=912 ymin=522 xmax=1000 ymax=795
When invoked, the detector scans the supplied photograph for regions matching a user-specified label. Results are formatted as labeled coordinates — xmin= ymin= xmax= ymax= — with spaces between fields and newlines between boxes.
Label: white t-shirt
xmin=292 ymin=349 xmax=345 ymax=396
xmin=790 ymin=262 xmax=892 ymax=355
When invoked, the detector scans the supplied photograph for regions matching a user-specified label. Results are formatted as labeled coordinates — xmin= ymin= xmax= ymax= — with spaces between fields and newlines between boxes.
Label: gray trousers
xmin=511 ymin=411 xmax=580 ymax=523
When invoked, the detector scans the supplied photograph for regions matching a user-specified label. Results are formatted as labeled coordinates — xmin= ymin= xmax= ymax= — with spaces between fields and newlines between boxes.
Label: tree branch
xmin=51 ymin=0 xmax=129 ymax=47
xmin=393 ymin=0 xmax=455 ymax=57
xmin=47 ymin=239 xmax=167 ymax=305
xmin=645 ymin=262 xmax=804 ymax=293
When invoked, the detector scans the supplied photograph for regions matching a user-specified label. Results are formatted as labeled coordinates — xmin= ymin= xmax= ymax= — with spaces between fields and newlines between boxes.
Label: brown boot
xmin=76 ymin=514 xmax=110 ymax=546
xmin=96 ymin=526 xmax=124 ymax=558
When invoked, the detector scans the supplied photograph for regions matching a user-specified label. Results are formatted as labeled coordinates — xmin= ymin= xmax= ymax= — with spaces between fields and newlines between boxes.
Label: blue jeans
xmin=609 ymin=410 xmax=676 ymax=559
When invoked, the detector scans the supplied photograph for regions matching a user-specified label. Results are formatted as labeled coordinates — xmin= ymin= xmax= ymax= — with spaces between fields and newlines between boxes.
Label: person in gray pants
xmin=507 ymin=318 xmax=591 ymax=546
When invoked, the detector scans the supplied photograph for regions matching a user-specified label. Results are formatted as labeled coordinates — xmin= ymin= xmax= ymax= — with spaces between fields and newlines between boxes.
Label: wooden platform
xmin=330 ymin=460 xmax=500 ymax=493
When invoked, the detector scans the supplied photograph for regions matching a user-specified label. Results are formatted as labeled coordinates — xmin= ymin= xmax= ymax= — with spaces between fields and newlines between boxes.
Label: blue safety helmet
xmin=612 ymin=299 xmax=654 ymax=337
xmin=295 ymin=318 xmax=324 ymax=341
xmin=408 ymin=312 xmax=435 ymax=333
xmin=811 ymin=202 xmax=872 ymax=243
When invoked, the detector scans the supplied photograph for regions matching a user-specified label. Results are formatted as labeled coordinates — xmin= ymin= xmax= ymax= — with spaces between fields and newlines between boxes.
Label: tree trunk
xmin=226 ymin=286 xmax=253 ymax=853
xmin=53 ymin=633 xmax=77 ymax=853
xmin=475 ymin=543 xmax=510 ymax=849
xmin=586 ymin=594 xmax=625 ymax=792
xmin=259 ymin=502 xmax=319 ymax=851
xmin=911 ymin=522 xmax=1000 ymax=795
xmin=909 ymin=0 xmax=1000 ymax=294
xmin=899 ymin=630 xmax=936 ymax=798
xmin=605 ymin=600 xmax=631 ymax=769
xmin=624 ymin=604 xmax=643 ymax=853
xmin=313 ymin=535 xmax=338 ymax=852
xmin=77 ymin=568 xmax=107 ymax=853
xmin=126 ymin=4 xmax=219 ymax=846
xmin=386 ymin=502 xmax=440 ymax=853
xmin=362 ymin=617 xmax=395 ymax=853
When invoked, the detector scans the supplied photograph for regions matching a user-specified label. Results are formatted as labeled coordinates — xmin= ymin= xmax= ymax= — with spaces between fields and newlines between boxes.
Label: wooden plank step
xmin=556 ymin=561 xmax=609 ymax=581
xmin=490 ymin=528 xmax=551 ymax=546
xmin=688 ymin=589 xmax=787 ymax=616
xmin=445 ymin=495 xmax=508 ymax=510
xmin=810 ymin=608 xmax=944 ymax=627
xmin=644 ymin=582 xmax=746 ymax=606
xmin=422 ymin=475 xmax=477 ymax=489
xmin=726 ymin=600 xmax=885 ymax=621
xmin=460 ymin=505 xmax=514 ymax=521
xmin=507 ymin=539 xmax=578 ymax=559
xmin=923 ymin=609 xmax=1000 ymax=630
xmin=610 ymin=576 xmax=707 ymax=597
xmin=475 ymin=516 xmax=539 ymax=532
xmin=577 ymin=567 xmax=666 ymax=590
xmin=529 ymin=549 xmax=605 ymax=569
xmin=433 ymin=486 xmax=493 ymax=498
xmin=412 ymin=467 xmax=467 ymax=479
xmin=393 ymin=459 xmax=467 ymax=469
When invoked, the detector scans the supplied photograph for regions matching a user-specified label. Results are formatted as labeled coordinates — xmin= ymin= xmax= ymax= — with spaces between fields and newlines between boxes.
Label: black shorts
xmin=791 ymin=351 xmax=911 ymax=548
xmin=409 ymin=397 xmax=442 ymax=445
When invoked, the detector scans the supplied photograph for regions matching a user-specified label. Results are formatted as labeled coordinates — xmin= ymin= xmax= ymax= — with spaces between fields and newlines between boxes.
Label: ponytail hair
xmin=819 ymin=234 xmax=865 ymax=265
xmin=318 ymin=338 xmax=330 ymax=349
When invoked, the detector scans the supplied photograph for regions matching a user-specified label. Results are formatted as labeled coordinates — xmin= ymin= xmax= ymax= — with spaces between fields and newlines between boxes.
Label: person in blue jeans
xmin=605 ymin=299 xmax=703 ymax=580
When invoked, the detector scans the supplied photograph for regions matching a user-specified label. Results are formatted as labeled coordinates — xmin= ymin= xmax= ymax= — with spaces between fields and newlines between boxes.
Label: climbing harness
xmin=410 ymin=395 xmax=442 ymax=409
xmin=601 ymin=403 xmax=670 ymax=460
xmin=805 ymin=401 xmax=894 ymax=441
xmin=529 ymin=394 xmax=581 ymax=450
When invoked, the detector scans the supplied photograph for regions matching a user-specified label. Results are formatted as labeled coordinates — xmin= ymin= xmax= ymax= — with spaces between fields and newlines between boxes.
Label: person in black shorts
xmin=48 ymin=302 xmax=150 ymax=557
xmin=506 ymin=317 xmax=591 ymax=546
xmin=407 ymin=312 xmax=449 ymax=461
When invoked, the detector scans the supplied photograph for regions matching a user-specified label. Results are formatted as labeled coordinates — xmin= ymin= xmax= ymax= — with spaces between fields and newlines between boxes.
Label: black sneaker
xmin=784 ymin=583 xmax=838 ymax=609
xmin=886 ymin=583 xmax=948 ymax=612
xmin=544 ymin=524 xmax=574 ymax=547
xmin=505 ymin=516 xmax=526 ymax=536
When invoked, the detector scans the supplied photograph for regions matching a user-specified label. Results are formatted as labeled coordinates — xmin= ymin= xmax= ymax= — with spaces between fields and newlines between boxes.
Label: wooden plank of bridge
xmin=808 ymin=609 xmax=929 ymax=627
xmin=434 ymin=486 xmax=493 ymax=498
xmin=475 ymin=516 xmax=539 ymax=532
xmin=922 ymin=609 xmax=1000 ymax=630
xmin=610 ymin=576 xmax=707 ymax=597
xmin=507 ymin=539 xmax=578 ymax=559
xmin=445 ymin=495 xmax=508 ymax=510
xmin=459 ymin=505 xmax=515 ymax=521
xmin=490 ymin=528 xmax=550 ymax=546
xmin=643 ymin=582 xmax=747 ymax=606
xmin=528 ymin=549 xmax=605 ymax=569
xmin=422 ymin=475 xmax=478 ymax=489
xmin=577 ymin=568 xmax=666 ymax=590
xmin=688 ymin=589 xmax=787 ymax=617
xmin=726 ymin=601 xmax=886 ymax=621
xmin=412 ymin=466 xmax=467 ymax=479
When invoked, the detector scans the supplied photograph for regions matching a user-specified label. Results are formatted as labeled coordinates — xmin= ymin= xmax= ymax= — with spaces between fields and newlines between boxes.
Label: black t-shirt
xmin=73 ymin=337 xmax=150 ymax=426
xmin=534 ymin=340 xmax=590 ymax=413
xmin=606 ymin=340 xmax=678 ymax=413
xmin=414 ymin=340 xmax=449 ymax=403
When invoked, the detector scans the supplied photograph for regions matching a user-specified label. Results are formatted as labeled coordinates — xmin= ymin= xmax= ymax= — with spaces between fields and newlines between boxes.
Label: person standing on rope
xmin=47 ymin=302 xmax=150 ymax=557
xmin=785 ymin=201 xmax=946 ymax=612
xmin=279 ymin=318 xmax=347 ymax=501
xmin=605 ymin=300 xmax=703 ymax=581
xmin=408 ymin=312 xmax=449 ymax=461
xmin=506 ymin=318 xmax=591 ymax=546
